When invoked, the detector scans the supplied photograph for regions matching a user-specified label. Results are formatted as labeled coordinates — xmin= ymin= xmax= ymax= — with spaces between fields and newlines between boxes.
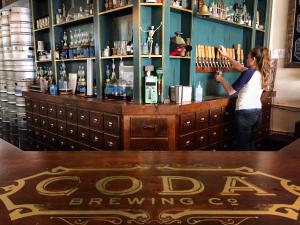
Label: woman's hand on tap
xmin=218 ymin=45 xmax=228 ymax=58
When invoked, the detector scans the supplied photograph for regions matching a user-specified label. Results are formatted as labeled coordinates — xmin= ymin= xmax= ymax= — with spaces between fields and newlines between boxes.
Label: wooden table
xmin=0 ymin=139 xmax=300 ymax=225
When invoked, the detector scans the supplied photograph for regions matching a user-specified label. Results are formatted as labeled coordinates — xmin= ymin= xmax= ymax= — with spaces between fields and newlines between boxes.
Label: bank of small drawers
xmin=25 ymin=98 xmax=121 ymax=151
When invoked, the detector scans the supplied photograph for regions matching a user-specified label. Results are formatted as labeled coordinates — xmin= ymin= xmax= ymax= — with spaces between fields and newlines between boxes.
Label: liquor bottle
xmin=79 ymin=66 xmax=87 ymax=96
xmin=156 ymin=67 xmax=163 ymax=103
xmin=55 ymin=43 xmax=60 ymax=60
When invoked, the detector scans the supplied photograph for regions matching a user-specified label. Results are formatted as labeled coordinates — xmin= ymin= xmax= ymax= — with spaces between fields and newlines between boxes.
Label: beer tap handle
xmin=196 ymin=44 xmax=199 ymax=67
xmin=204 ymin=45 xmax=208 ymax=67
xmin=241 ymin=49 xmax=244 ymax=65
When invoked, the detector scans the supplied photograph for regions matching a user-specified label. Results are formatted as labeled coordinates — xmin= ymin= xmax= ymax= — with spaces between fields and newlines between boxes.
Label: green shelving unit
xmin=29 ymin=0 xmax=272 ymax=103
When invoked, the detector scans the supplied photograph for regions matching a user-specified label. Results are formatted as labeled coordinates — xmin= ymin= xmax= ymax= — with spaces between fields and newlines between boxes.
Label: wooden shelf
xmin=170 ymin=56 xmax=192 ymax=59
xmin=34 ymin=26 xmax=50 ymax=32
xmin=36 ymin=59 xmax=52 ymax=63
xmin=141 ymin=55 xmax=162 ymax=58
xmin=99 ymin=5 xmax=133 ymax=16
xmin=55 ymin=57 xmax=96 ymax=62
xmin=197 ymin=15 xmax=253 ymax=30
xmin=100 ymin=55 xmax=133 ymax=59
xmin=256 ymin=28 xmax=266 ymax=33
xmin=53 ymin=15 xmax=94 ymax=27
xmin=170 ymin=5 xmax=193 ymax=14
xmin=140 ymin=3 xmax=163 ymax=6
xmin=196 ymin=67 xmax=239 ymax=73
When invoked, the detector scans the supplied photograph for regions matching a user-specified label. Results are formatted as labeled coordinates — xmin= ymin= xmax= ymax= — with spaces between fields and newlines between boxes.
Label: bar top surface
xmin=0 ymin=139 xmax=299 ymax=225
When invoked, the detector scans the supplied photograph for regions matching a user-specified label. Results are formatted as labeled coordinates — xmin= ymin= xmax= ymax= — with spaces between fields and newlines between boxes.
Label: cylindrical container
xmin=16 ymin=104 xmax=26 ymax=117
xmin=14 ymin=71 xmax=35 ymax=80
xmin=10 ymin=33 xmax=33 ymax=45
xmin=16 ymin=96 xmax=25 ymax=106
xmin=13 ymin=60 xmax=35 ymax=72
xmin=12 ymin=45 xmax=34 ymax=60
xmin=0 ymin=80 xmax=7 ymax=93
xmin=1 ymin=11 xmax=10 ymax=25
xmin=6 ymin=80 xmax=16 ymax=94
xmin=7 ymin=93 xmax=16 ymax=104
xmin=15 ymin=80 xmax=32 ymax=96
xmin=0 ymin=92 xmax=8 ymax=101
xmin=10 ymin=7 xmax=30 ymax=23
xmin=10 ymin=23 xmax=32 ymax=33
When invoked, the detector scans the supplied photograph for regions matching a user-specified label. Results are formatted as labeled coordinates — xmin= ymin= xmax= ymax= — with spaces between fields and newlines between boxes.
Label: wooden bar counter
xmin=0 ymin=138 xmax=299 ymax=225
xmin=23 ymin=91 xmax=275 ymax=151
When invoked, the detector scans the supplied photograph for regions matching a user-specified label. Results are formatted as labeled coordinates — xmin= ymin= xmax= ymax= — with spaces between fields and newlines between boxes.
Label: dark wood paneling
xmin=131 ymin=117 xmax=168 ymax=137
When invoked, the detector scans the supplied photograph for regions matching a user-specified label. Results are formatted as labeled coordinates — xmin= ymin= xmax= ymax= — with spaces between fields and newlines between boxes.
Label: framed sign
xmin=286 ymin=0 xmax=300 ymax=67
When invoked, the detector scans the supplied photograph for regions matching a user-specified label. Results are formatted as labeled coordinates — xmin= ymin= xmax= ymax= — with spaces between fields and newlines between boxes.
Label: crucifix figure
xmin=140 ymin=22 xmax=162 ymax=56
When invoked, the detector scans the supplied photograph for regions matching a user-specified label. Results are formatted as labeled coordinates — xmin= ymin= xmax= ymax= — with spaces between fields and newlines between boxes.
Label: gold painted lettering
xmin=209 ymin=198 xmax=223 ymax=205
xmin=180 ymin=198 xmax=194 ymax=205
xmin=161 ymin=198 xmax=174 ymax=205
xmin=127 ymin=198 xmax=145 ymax=205
xmin=88 ymin=198 xmax=103 ymax=205
xmin=36 ymin=176 xmax=80 ymax=196
xmin=109 ymin=198 xmax=121 ymax=205
xmin=159 ymin=176 xmax=204 ymax=195
xmin=96 ymin=176 xmax=142 ymax=196
xmin=69 ymin=198 xmax=83 ymax=206
xmin=221 ymin=176 xmax=276 ymax=196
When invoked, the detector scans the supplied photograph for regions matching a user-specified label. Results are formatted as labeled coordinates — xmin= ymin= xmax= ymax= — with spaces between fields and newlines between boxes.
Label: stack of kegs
xmin=0 ymin=7 xmax=35 ymax=145
xmin=11 ymin=7 xmax=35 ymax=144
xmin=0 ymin=10 xmax=11 ymax=141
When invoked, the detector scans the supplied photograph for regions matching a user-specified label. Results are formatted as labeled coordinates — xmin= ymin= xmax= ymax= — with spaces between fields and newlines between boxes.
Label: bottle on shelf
xmin=154 ymin=43 xmax=160 ymax=55
xmin=195 ymin=81 xmax=203 ymax=102
xmin=156 ymin=67 xmax=163 ymax=104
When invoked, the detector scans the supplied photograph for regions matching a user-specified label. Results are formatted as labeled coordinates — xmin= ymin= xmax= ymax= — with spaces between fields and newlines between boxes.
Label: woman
xmin=215 ymin=46 xmax=271 ymax=150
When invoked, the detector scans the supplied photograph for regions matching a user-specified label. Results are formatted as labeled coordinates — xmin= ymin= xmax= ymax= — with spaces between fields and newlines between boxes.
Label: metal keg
xmin=14 ymin=71 xmax=35 ymax=81
xmin=7 ymin=93 xmax=16 ymax=104
xmin=15 ymin=80 xmax=32 ymax=97
xmin=3 ymin=47 xmax=12 ymax=60
xmin=0 ymin=79 xmax=7 ymax=93
xmin=10 ymin=7 xmax=31 ymax=23
xmin=10 ymin=33 xmax=33 ymax=45
xmin=12 ymin=45 xmax=34 ymax=60
xmin=13 ymin=60 xmax=35 ymax=72
xmin=1 ymin=11 xmax=10 ymax=25
xmin=6 ymin=80 xmax=16 ymax=94
xmin=10 ymin=23 xmax=32 ymax=33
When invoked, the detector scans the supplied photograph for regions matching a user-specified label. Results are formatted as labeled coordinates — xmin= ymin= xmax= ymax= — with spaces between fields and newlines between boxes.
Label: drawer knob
xmin=51 ymin=138 xmax=55 ymax=142
xmin=214 ymin=114 xmax=218 ymax=118
xmin=43 ymin=134 xmax=46 ymax=139
xmin=225 ymin=112 xmax=229 ymax=115
xmin=69 ymin=112 xmax=73 ymax=117
xmin=108 ymin=141 xmax=113 ymax=147
xmin=33 ymin=104 xmax=37 ymax=108
xmin=93 ymin=118 xmax=98 ymax=123
xmin=70 ymin=145 xmax=75 ymax=150
xmin=224 ymin=128 xmax=228 ymax=132
xmin=34 ymin=118 xmax=38 ymax=122
xmin=185 ymin=121 xmax=191 ymax=126
xmin=28 ymin=116 xmax=31 ymax=120
xmin=50 ymin=123 xmax=54 ymax=128
xmin=49 ymin=108 xmax=53 ymax=112
xmin=42 ymin=121 xmax=46 ymax=125
xmin=70 ymin=129 xmax=74 ymax=134
xmin=60 ymin=141 xmax=65 ymax=145
xmin=200 ymin=136 xmax=204 ymax=140
xmin=41 ymin=106 xmax=45 ymax=110
xmin=108 ymin=122 xmax=113 ymax=127
xmin=200 ymin=117 xmax=205 ymax=121
xmin=213 ymin=132 xmax=217 ymax=136
xmin=94 ymin=136 xmax=99 ymax=142
xmin=58 ymin=110 xmax=63 ymax=115
xmin=81 ymin=133 xmax=86 ymax=138
xmin=185 ymin=140 xmax=191 ymax=145
xmin=143 ymin=125 xmax=156 ymax=130
xmin=59 ymin=126 xmax=64 ymax=130
xmin=80 ymin=115 xmax=85 ymax=120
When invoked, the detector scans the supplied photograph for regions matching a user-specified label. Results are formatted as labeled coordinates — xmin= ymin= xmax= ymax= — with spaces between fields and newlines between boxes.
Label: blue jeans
xmin=235 ymin=109 xmax=262 ymax=150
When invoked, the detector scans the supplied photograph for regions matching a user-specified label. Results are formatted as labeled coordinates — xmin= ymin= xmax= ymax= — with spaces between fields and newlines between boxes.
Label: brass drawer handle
xmin=108 ymin=141 xmax=114 ymax=147
xmin=70 ymin=129 xmax=74 ymax=134
xmin=33 ymin=104 xmax=37 ymax=108
xmin=69 ymin=112 xmax=73 ymax=117
xmin=81 ymin=133 xmax=86 ymax=138
xmin=70 ymin=145 xmax=75 ymax=150
xmin=49 ymin=108 xmax=53 ymax=112
xmin=200 ymin=136 xmax=204 ymax=140
xmin=58 ymin=110 xmax=63 ymax=115
xmin=185 ymin=140 xmax=191 ymax=145
xmin=41 ymin=106 xmax=45 ymax=110
xmin=185 ymin=121 xmax=191 ymax=126
xmin=60 ymin=141 xmax=65 ymax=145
xmin=224 ymin=128 xmax=228 ymax=132
xmin=59 ymin=126 xmax=64 ymax=131
xmin=93 ymin=118 xmax=98 ymax=123
xmin=42 ymin=121 xmax=46 ymax=125
xmin=51 ymin=138 xmax=55 ymax=142
xmin=108 ymin=121 xmax=113 ymax=127
xmin=225 ymin=112 xmax=229 ymax=115
xmin=213 ymin=114 xmax=218 ymax=118
xmin=80 ymin=115 xmax=85 ymax=120
xmin=213 ymin=132 xmax=217 ymax=136
xmin=27 ymin=116 xmax=31 ymax=120
xmin=34 ymin=118 xmax=38 ymax=122
xmin=143 ymin=125 xmax=156 ymax=129
xmin=200 ymin=117 xmax=205 ymax=121
xmin=94 ymin=136 xmax=99 ymax=142
xmin=50 ymin=123 xmax=54 ymax=128
xmin=42 ymin=134 xmax=46 ymax=139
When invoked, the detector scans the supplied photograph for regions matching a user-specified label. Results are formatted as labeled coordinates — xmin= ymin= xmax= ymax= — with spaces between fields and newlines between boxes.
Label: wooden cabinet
xmin=24 ymin=92 xmax=273 ymax=151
